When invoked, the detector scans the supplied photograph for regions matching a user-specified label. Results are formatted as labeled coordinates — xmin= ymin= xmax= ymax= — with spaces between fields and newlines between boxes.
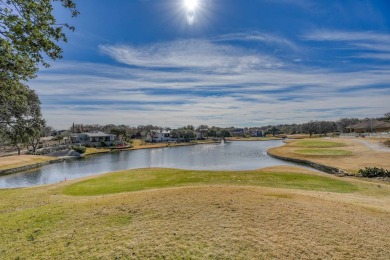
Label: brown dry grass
xmin=1 ymin=174 xmax=390 ymax=259
xmin=0 ymin=155 xmax=55 ymax=171
xmin=269 ymin=138 xmax=390 ymax=173
xmin=1 ymin=166 xmax=390 ymax=259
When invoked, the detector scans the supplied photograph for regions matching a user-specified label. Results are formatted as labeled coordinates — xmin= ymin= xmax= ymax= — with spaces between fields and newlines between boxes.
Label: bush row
xmin=358 ymin=167 xmax=390 ymax=178
xmin=71 ymin=145 xmax=86 ymax=154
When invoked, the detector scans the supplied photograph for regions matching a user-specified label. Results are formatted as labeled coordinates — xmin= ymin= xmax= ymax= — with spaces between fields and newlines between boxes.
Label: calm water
xmin=0 ymin=140 xmax=302 ymax=188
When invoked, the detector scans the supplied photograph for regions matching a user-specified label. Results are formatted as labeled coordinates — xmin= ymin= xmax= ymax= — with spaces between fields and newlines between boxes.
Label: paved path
xmin=355 ymin=139 xmax=390 ymax=152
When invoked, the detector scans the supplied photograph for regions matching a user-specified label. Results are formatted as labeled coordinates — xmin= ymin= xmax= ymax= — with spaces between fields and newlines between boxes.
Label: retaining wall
xmin=0 ymin=158 xmax=66 ymax=176
xmin=267 ymin=150 xmax=354 ymax=176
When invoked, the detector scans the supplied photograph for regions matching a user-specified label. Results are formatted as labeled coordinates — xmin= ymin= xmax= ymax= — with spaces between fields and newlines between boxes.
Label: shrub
xmin=71 ymin=145 xmax=86 ymax=154
xmin=358 ymin=167 xmax=390 ymax=178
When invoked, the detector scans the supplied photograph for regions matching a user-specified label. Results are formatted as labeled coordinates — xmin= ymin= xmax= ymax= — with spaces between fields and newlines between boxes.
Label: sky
xmin=30 ymin=0 xmax=390 ymax=129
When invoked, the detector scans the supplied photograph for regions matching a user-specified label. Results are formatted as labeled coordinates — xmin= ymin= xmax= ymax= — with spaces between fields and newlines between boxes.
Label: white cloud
xmin=303 ymin=30 xmax=390 ymax=43
xmin=215 ymin=31 xmax=298 ymax=50
xmin=99 ymin=39 xmax=284 ymax=72
xmin=31 ymin=35 xmax=390 ymax=129
xmin=303 ymin=30 xmax=390 ymax=60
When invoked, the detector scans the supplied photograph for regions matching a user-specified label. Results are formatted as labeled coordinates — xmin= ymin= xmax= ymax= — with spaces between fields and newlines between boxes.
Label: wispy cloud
xmin=303 ymin=30 xmax=390 ymax=43
xmin=99 ymin=39 xmax=285 ymax=72
xmin=303 ymin=30 xmax=390 ymax=60
xmin=30 ymin=32 xmax=390 ymax=128
xmin=215 ymin=31 xmax=298 ymax=50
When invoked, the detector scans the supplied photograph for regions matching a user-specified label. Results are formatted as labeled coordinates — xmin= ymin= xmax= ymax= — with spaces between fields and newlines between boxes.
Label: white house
xmin=71 ymin=131 xmax=117 ymax=147
xmin=145 ymin=130 xmax=178 ymax=142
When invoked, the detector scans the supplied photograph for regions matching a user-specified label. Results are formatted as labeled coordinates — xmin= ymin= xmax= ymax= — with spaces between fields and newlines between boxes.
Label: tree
xmin=383 ymin=113 xmax=390 ymax=122
xmin=0 ymin=87 xmax=44 ymax=154
xmin=218 ymin=129 xmax=231 ymax=140
xmin=110 ymin=127 xmax=132 ymax=144
xmin=1 ymin=0 xmax=78 ymax=81
xmin=301 ymin=121 xmax=318 ymax=138
xmin=42 ymin=126 xmax=54 ymax=137
xmin=316 ymin=121 xmax=336 ymax=136
xmin=207 ymin=126 xmax=220 ymax=138
xmin=52 ymin=134 xmax=64 ymax=144
xmin=175 ymin=127 xmax=196 ymax=142
xmin=25 ymin=112 xmax=45 ymax=153
xmin=196 ymin=125 xmax=209 ymax=139
xmin=336 ymin=118 xmax=360 ymax=133
xmin=1 ymin=1 xmax=78 ymax=152
xmin=267 ymin=126 xmax=280 ymax=137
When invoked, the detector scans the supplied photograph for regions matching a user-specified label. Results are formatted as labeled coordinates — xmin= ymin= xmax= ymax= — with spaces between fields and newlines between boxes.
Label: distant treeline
xmin=63 ymin=113 xmax=389 ymax=139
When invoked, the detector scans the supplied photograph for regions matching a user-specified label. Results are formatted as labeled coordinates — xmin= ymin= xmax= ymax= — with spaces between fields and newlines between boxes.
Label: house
xmin=71 ymin=131 xmax=117 ymax=147
xmin=250 ymin=130 xmax=264 ymax=137
xmin=347 ymin=120 xmax=390 ymax=133
xmin=145 ymin=130 xmax=178 ymax=142
xmin=231 ymin=128 xmax=245 ymax=137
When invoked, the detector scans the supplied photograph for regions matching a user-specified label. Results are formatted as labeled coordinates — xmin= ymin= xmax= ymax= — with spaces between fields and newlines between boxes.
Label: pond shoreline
xmin=0 ymin=158 xmax=67 ymax=176
xmin=0 ymin=140 xmax=301 ymax=188
xmin=0 ymin=140 xmax=222 ymax=176
xmin=266 ymin=150 xmax=353 ymax=176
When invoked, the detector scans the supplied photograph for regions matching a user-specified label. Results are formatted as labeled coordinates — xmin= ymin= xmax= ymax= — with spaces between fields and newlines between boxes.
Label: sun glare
xmin=184 ymin=0 xmax=199 ymax=12
xmin=182 ymin=0 xmax=201 ymax=25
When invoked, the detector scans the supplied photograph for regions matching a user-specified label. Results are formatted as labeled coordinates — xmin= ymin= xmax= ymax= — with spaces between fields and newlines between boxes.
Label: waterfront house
xmin=71 ymin=131 xmax=117 ymax=147
xmin=146 ymin=130 xmax=178 ymax=142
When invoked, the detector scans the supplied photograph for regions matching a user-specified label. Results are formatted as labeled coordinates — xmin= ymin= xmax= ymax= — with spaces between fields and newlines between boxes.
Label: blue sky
xmin=31 ymin=0 xmax=390 ymax=128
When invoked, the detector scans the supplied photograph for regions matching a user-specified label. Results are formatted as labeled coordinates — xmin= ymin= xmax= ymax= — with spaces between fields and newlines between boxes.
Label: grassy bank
xmin=63 ymin=168 xmax=358 ymax=196
xmin=0 ymin=155 xmax=56 ymax=171
xmin=268 ymin=138 xmax=390 ymax=174
xmin=226 ymin=137 xmax=283 ymax=141
xmin=1 ymin=166 xmax=390 ymax=259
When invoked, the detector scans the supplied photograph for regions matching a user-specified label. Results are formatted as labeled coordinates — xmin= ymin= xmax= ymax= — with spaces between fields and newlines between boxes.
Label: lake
xmin=0 ymin=140 xmax=304 ymax=188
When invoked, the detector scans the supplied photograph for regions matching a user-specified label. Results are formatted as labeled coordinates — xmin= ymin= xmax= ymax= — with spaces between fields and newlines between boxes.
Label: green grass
xmin=294 ymin=140 xmax=346 ymax=148
xmin=63 ymin=168 xmax=358 ymax=196
xmin=295 ymin=149 xmax=353 ymax=156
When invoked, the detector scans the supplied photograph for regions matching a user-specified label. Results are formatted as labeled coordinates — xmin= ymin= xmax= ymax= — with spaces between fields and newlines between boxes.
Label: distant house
xmin=145 ymin=130 xmax=178 ymax=142
xmin=250 ymin=130 xmax=264 ymax=137
xmin=231 ymin=128 xmax=245 ymax=137
xmin=71 ymin=131 xmax=117 ymax=147
xmin=347 ymin=120 xmax=390 ymax=133
xmin=51 ymin=130 xmax=69 ymax=136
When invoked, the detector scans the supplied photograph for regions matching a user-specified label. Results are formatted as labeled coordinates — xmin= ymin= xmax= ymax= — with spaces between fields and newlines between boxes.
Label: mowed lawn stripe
xmin=293 ymin=140 xmax=347 ymax=148
xmin=294 ymin=149 xmax=353 ymax=156
xmin=63 ymin=168 xmax=358 ymax=196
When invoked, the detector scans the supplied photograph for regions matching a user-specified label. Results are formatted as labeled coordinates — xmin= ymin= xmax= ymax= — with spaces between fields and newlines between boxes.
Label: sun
xmin=182 ymin=0 xmax=201 ymax=25
xmin=184 ymin=0 xmax=199 ymax=12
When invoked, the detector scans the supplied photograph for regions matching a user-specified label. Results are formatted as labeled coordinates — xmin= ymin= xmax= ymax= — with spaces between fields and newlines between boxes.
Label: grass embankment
xmin=268 ymin=138 xmax=390 ymax=174
xmin=63 ymin=168 xmax=358 ymax=196
xmin=0 ymin=155 xmax=55 ymax=171
xmin=1 ymin=167 xmax=390 ymax=259
xmin=226 ymin=137 xmax=282 ymax=141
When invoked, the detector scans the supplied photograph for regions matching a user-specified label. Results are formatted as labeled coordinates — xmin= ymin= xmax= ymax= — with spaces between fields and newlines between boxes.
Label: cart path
xmin=354 ymin=139 xmax=390 ymax=152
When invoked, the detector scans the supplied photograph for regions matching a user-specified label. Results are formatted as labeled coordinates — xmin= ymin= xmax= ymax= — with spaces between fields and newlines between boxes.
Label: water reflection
xmin=0 ymin=140 xmax=300 ymax=188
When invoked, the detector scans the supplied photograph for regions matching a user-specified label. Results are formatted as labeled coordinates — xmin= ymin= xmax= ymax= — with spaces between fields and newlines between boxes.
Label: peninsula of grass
xmin=294 ymin=149 xmax=353 ymax=156
xmin=293 ymin=140 xmax=347 ymax=148
xmin=63 ymin=168 xmax=358 ymax=196
xmin=268 ymin=137 xmax=390 ymax=174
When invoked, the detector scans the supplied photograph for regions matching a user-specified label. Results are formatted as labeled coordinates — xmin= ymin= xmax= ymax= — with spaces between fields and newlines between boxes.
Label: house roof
xmin=151 ymin=130 xmax=170 ymax=134
xmin=347 ymin=120 xmax=390 ymax=130
xmin=73 ymin=131 xmax=115 ymax=137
